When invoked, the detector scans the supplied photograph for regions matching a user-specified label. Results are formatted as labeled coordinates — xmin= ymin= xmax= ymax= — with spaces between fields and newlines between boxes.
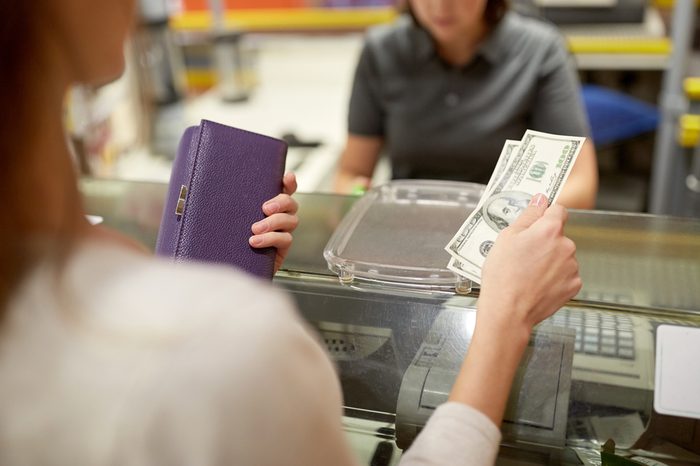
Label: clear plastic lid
xmin=323 ymin=180 xmax=485 ymax=292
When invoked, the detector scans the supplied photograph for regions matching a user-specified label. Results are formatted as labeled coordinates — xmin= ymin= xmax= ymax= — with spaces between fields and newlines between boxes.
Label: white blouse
xmin=0 ymin=241 xmax=500 ymax=465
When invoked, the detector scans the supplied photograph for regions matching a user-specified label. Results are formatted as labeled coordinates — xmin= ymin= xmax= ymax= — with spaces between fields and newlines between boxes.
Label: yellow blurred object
xmin=185 ymin=68 xmax=258 ymax=92
xmin=170 ymin=7 xmax=397 ymax=32
xmin=566 ymin=37 xmax=672 ymax=55
xmin=684 ymin=78 xmax=700 ymax=100
xmin=653 ymin=0 xmax=700 ymax=8
xmin=678 ymin=114 xmax=700 ymax=147
xmin=183 ymin=70 xmax=214 ymax=91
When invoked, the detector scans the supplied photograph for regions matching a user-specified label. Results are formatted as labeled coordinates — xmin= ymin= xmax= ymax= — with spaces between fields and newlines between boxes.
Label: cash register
xmin=520 ymin=0 xmax=647 ymax=24
xmin=279 ymin=180 xmax=700 ymax=462
xmin=394 ymin=306 xmax=575 ymax=451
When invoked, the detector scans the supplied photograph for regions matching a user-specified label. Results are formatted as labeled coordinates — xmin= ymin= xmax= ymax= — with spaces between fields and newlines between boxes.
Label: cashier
xmin=334 ymin=0 xmax=599 ymax=209
xmin=0 ymin=0 xmax=581 ymax=464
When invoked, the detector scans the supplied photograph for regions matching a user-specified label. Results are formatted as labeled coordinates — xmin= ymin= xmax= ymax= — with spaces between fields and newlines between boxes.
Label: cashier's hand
xmin=250 ymin=172 xmax=299 ymax=273
xmin=479 ymin=193 xmax=582 ymax=334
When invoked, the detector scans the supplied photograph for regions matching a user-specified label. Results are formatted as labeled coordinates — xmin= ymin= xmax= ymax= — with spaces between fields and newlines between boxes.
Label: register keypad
xmin=549 ymin=308 xmax=636 ymax=360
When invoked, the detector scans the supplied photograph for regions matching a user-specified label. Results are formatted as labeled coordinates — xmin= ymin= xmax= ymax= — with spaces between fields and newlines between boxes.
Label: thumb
xmin=511 ymin=193 xmax=548 ymax=230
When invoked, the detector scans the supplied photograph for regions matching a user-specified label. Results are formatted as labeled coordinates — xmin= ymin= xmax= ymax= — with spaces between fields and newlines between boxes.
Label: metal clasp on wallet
xmin=175 ymin=185 xmax=188 ymax=217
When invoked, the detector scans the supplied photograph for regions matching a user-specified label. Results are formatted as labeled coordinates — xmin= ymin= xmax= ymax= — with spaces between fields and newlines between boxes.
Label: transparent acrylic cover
xmin=323 ymin=180 xmax=485 ymax=290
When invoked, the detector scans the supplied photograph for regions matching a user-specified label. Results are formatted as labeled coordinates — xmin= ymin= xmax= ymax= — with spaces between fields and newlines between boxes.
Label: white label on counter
xmin=86 ymin=215 xmax=103 ymax=225
xmin=655 ymin=325 xmax=700 ymax=419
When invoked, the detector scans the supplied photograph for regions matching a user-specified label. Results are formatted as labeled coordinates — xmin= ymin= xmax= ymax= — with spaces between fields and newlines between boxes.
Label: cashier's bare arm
xmin=136 ymin=260 xmax=500 ymax=465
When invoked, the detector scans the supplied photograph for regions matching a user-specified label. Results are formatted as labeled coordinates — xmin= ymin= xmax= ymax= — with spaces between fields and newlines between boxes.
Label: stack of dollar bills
xmin=444 ymin=130 xmax=585 ymax=284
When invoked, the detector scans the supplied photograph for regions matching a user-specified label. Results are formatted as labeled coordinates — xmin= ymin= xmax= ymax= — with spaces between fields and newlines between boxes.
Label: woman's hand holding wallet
xmin=250 ymin=172 xmax=299 ymax=273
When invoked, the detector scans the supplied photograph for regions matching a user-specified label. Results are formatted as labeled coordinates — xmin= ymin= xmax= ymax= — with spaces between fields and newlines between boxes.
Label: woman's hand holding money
xmin=479 ymin=192 xmax=582 ymax=333
xmin=448 ymin=193 xmax=581 ymax=427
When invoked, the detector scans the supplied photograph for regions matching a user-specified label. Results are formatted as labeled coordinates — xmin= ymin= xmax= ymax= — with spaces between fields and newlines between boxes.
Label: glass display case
xmin=80 ymin=177 xmax=700 ymax=465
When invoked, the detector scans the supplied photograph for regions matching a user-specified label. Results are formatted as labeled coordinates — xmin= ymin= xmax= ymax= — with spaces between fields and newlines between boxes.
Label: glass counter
xmin=80 ymin=177 xmax=700 ymax=464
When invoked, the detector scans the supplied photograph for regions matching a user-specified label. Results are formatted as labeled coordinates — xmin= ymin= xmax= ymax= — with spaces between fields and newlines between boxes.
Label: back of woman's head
xmin=0 ymin=0 xmax=136 ymax=313
xmin=0 ymin=1 xmax=41 ymax=311
xmin=0 ymin=2 xmax=36 ymax=141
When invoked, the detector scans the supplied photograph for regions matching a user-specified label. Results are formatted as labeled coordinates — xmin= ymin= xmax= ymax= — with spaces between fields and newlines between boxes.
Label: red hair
xmin=0 ymin=1 xmax=36 ymax=310
xmin=0 ymin=1 xmax=82 ymax=312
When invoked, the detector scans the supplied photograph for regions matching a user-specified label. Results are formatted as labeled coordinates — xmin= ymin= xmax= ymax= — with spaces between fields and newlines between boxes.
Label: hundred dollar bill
xmin=446 ymin=130 xmax=585 ymax=283
xmin=447 ymin=140 xmax=520 ymax=282
xmin=447 ymin=257 xmax=481 ymax=284
xmin=483 ymin=139 xmax=520 ymax=195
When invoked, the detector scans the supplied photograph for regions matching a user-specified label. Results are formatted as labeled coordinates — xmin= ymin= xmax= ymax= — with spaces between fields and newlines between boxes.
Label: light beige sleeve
xmin=253 ymin=316 xmax=363 ymax=466
xmin=125 ymin=284 xmax=363 ymax=466
xmin=399 ymin=402 xmax=502 ymax=466
xmin=212 ymin=295 xmax=363 ymax=466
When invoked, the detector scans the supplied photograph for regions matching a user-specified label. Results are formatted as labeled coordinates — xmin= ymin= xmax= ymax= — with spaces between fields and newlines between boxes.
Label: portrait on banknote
xmin=482 ymin=191 xmax=532 ymax=232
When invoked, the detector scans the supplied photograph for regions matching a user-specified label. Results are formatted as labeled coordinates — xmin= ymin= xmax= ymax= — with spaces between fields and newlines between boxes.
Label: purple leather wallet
xmin=155 ymin=119 xmax=288 ymax=279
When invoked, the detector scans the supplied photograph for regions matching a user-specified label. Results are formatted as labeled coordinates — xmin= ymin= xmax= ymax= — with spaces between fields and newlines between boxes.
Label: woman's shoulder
xmin=501 ymin=12 xmax=564 ymax=50
xmin=65 ymin=240 xmax=302 ymax=340
xmin=2 ymin=240 xmax=337 ymax=464
xmin=504 ymin=11 xmax=562 ymax=40
xmin=496 ymin=12 xmax=568 ymax=61
xmin=84 ymin=246 xmax=343 ymax=465
xmin=359 ymin=14 xmax=429 ymax=75
xmin=364 ymin=14 xmax=420 ymax=57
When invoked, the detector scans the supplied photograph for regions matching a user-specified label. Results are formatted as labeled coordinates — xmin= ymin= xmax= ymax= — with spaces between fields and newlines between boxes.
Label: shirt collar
xmin=409 ymin=19 xmax=437 ymax=64
xmin=478 ymin=12 xmax=513 ymax=64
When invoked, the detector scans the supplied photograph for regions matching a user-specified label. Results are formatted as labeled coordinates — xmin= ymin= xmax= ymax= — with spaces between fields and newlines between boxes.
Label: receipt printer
xmin=395 ymin=308 xmax=575 ymax=451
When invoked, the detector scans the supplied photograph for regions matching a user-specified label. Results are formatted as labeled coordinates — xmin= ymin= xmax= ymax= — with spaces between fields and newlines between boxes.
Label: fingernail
xmin=530 ymin=193 xmax=546 ymax=207
xmin=252 ymin=220 xmax=268 ymax=234
xmin=264 ymin=202 xmax=279 ymax=214
xmin=249 ymin=236 xmax=262 ymax=246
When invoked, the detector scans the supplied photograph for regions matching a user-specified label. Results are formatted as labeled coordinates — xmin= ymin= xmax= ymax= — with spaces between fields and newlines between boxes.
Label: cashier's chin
xmin=427 ymin=20 xmax=460 ymax=40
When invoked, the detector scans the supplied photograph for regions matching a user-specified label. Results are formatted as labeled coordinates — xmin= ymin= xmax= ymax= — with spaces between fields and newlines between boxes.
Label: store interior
xmin=43 ymin=1 xmax=700 ymax=464
xmin=71 ymin=0 xmax=700 ymax=217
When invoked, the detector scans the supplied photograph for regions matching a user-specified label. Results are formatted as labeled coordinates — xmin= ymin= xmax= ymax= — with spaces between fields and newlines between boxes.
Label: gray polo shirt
xmin=348 ymin=12 xmax=590 ymax=184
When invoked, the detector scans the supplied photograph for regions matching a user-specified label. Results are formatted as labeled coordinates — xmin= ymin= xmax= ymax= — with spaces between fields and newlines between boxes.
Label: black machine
xmin=514 ymin=0 xmax=647 ymax=24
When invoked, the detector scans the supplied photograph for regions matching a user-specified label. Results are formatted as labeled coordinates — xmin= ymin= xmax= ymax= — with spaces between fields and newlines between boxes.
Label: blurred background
xmin=70 ymin=0 xmax=700 ymax=216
